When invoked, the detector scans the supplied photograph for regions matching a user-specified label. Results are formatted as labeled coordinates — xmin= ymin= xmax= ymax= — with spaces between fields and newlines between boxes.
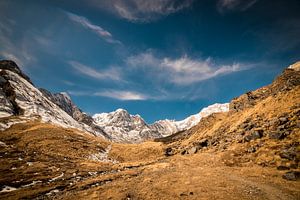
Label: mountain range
xmin=0 ymin=60 xmax=228 ymax=143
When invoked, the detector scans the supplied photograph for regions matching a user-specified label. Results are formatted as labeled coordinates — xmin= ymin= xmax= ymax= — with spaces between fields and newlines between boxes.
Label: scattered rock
xmin=247 ymin=146 xmax=256 ymax=153
xmin=282 ymin=171 xmax=300 ymax=181
xmin=279 ymin=148 xmax=297 ymax=161
xmin=269 ymin=131 xmax=286 ymax=140
xmin=197 ymin=138 xmax=208 ymax=148
xmin=165 ymin=147 xmax=173 ymax=156
xmin=277 ymin=125 xmax=286 ymax=131
xmin=181 ymin=150 xmax=187 ymax=155
xmin=279 ymin=117 xmax=288 ymax=124
xmin=187 ymin=147 xmax=197 ymax=154
xmin=244 ymin=130 xmax=263 ymax=142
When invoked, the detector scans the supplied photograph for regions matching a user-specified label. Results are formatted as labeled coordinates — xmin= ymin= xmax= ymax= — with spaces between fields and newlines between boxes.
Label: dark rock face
xmin=39 ymin=88 xmax=111 ymax=139
xmin=0 ymin=70 xmax=24 ymax=115
xmin=0 ymin=60 xmax=32 ymax=84
xmin=39 ymin=88 xmax=91 ymax=123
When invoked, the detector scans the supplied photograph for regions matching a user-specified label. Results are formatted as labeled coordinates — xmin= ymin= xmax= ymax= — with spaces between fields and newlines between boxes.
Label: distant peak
xmin=288 ymin=61 xmax=300 ymax=71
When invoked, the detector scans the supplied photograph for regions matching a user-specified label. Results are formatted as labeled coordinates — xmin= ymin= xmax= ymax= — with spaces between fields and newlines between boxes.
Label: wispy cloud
xmin=65 ymin=12 xmax=121 ymax=44
xmin=126 ymin=51 xmax=247 ymax=85
xmin=0 ymin=20 xmax=36 ymax=68
xmin=94 ymin=90 xmax=147 ymax=100
xmin=217 ymin=0 xmax=258 ymax=13
xmin=69 ymin=61 xmax=122 ymax=81
xmin=90 ymin=0 xmax=194 ymax=23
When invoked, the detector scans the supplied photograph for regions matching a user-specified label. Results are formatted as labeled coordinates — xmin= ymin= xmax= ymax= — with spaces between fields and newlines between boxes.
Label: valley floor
xmin=61 ymin=153 xmax=300 ymax=200
xmin=0 ymin=122 xmax=299 ymax=200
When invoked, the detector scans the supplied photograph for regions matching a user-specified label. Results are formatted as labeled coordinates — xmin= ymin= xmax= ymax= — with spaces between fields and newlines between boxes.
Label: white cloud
xmin=217 ymin=0 xmax=258 ymax=13
xmin=69 ymin=61 xmax=122 ymax=81
xmin=126 ymin=52 xmax=246 ymax=85
xmin=94 ymin=90 xmax=147 ymax=100
xmin=66 ymin=12 xmax=121 ymax=44
xmin=91 ymin=0 xmax=194 ymax=23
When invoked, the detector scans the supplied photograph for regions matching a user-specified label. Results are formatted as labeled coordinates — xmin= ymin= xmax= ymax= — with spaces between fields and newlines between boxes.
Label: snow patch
xmin=21 ymin=180 xmax=42 ymax=188
xmin=0 ymin=186 xmax=17 ymax=193
xmin=88 ymin=145 xmax=118 ymax=164
xmin=46 ymin=189 xmax=60 ymax=196
xmin=49 ymin=173 xmax=64 ymax=182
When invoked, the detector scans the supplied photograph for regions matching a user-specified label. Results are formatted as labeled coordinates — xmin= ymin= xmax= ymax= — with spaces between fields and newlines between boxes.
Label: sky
xmin=0 ymin=0 xmax=299 ymax=123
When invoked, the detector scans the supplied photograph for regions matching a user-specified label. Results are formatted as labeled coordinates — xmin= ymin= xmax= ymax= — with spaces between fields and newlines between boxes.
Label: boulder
xmin=165 ymin=147 xmax=173 ymax=156
xmin=282 ymin=171 xmax=300 ymax=181
xmin=244 ymin=130 xmax=263 ymax=142
xmin=279 ymin=148 xmax=297 ymax=161
xmin=269 ymin=131 xmax=286 ymax=140
xmin=187 ymin=147 xmax=197 ymax=154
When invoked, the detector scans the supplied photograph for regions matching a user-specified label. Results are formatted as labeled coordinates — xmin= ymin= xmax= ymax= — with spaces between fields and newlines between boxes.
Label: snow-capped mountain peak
xmin=93 ymin=103 xmax=229 ymax=142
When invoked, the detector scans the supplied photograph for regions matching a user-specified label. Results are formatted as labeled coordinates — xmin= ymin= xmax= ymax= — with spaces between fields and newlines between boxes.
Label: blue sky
xmin=0 ymin=0 xmax=299 ymax=123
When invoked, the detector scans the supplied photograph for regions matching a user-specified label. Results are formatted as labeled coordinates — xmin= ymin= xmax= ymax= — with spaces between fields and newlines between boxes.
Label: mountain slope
xmin=159 ymin=62 xmax=300 ymax=171
xmin=0 ymin=60 xmax=107 ymax=138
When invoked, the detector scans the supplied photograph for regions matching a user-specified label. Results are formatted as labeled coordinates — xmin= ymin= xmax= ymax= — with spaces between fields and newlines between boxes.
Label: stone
xmin=277 ymin=125 xmax=286 ymax=131
xmin=269 ymin=131 xmax=286 ymax=140
xmin=197 ymin=138 xmax=208 ymax=148
xmin=187 ymin=146 xmax=197 ymax=154
xmin=282 ymin=171 xmax=300 ymax=181
xmin=247 ymin=146 xmax=256 ymax=153
xmin=279 ymin=148 xmax=297 ymax=161
xmin=244 ymin=130 xmax=263 ymax=142
xmin=279 ymin=117 xmax=288 ymax=124
xmin=165 ymin=147 xmax=173 ymax=156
